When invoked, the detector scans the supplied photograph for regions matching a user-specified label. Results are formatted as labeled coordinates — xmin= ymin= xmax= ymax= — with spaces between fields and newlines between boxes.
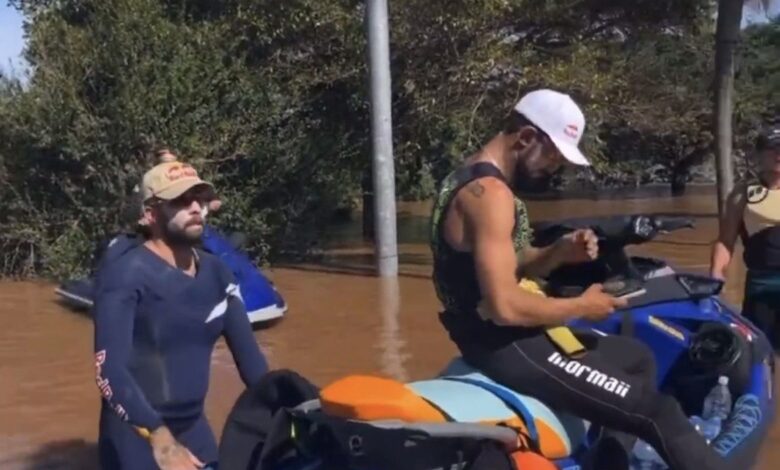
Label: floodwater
xmin=0 ymin=188 xmax=777 ymax=469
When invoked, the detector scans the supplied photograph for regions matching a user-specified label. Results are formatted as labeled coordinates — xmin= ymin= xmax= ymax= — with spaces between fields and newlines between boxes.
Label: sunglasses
xmin=146 ymin=188 xmax=215 ymax=209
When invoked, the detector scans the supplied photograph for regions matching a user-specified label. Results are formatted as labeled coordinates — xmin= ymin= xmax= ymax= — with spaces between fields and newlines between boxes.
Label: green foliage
xmin=2 ymin=0 xmax=369 ymax=275
xmin=0 ymin=0 xmax=778 ymax=278
xmin=737 ymin=20 xmax=780 ymax=137
xmin=387 ymin=0 xmax=720 ymax=190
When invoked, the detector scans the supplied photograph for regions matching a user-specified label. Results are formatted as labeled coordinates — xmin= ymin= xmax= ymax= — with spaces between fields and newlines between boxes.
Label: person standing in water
xmin=93 ymin=154 xmax=268 ymax=469
xmin=711 ymin=119 xmax=780 ymax=351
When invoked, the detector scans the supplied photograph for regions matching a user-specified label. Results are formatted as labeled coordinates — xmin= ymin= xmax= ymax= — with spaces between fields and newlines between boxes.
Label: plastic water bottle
xmin=689 ymin=415 xmax=705 ymax=435
xmin=701 ymin=417 xmax=722 ymax=443
xmin=702 ymin=376 xmax=732 ymax=422
xmin=632 ymin=439 xmax=666 ymax=469
xmin=689 ymin=415 xmax=721 ymax=444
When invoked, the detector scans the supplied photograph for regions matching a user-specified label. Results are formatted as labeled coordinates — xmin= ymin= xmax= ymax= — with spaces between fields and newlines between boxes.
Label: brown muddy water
xmin=0 ymin=189 xmax=777 ymax=469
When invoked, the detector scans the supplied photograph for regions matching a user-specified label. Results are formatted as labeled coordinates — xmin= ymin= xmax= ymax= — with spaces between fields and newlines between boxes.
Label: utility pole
xmin=366 ymin=0 xmax=398 ymax=276
xmin=713 ymin=0 xmax=744 ymax=216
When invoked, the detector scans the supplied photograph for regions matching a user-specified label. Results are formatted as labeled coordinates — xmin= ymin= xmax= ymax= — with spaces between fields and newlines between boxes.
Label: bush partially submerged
xmin=0 ymin=0 xmax=777 ymax=278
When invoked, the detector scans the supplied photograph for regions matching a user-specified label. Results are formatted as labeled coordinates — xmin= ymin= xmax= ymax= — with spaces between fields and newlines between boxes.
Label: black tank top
xmin=741 ymin=182 xmax=780 ymax=272
xmin=429 ymin=162 xmax=542 ymax=349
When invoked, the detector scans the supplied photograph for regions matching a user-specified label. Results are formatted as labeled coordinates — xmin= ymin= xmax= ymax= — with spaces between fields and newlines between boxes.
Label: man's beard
xmin=512 ymin=166 xmax=556 ymax=193
xmin=162 ymin=219 xmax=204 ymax=246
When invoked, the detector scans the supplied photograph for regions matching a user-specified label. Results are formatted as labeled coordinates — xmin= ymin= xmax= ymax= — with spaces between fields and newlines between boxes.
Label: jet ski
xmin=218 ymin=214 xmax=775 ymax=469
xmin=54 ymin=224 xmax=288 ymax=325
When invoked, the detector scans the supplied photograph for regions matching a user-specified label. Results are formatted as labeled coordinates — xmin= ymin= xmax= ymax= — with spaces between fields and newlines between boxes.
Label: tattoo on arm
xmin=468 ymin=181 xmax=485 ymax=198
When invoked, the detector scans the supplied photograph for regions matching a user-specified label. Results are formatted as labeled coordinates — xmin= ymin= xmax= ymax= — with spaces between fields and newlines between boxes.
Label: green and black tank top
xmin=430 ymin=162 xmax=540 ymax=348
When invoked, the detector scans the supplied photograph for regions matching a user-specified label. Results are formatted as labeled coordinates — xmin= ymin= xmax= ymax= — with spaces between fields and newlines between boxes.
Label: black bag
xmin=219 ymin=369 xmax=521 ymax=470
xmin=218 ymin=369 xmax=320 ymax=470
xmin=287 ymin=411 xmax=520 ymax=470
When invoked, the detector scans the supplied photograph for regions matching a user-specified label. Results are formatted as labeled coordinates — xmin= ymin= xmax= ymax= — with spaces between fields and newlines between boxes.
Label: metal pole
xmin=713 ymin=0 xmax=743 ymax=217
xmin=366 ymin=0 xmax=398 ymax=277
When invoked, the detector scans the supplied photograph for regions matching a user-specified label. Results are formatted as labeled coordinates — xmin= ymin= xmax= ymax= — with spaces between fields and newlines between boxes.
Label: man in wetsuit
xmin=711 ymin=118 xmax=780 ymax=351
xmin=93 ymin=157 xmax=268 ymax=470
xmin=430 ymin=89 xmax=729 ymax=469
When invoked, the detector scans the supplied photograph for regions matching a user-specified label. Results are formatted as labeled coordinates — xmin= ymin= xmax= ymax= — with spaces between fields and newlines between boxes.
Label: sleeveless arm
xmin=459 ymin=178 xmax=586 ymax=326
xmin=710 ymin=183 xmax=747 ymax=279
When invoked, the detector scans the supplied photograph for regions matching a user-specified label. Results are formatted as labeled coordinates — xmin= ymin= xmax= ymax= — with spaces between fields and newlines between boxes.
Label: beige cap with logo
xmin=141 ymin=157 xmax=214 ymax=202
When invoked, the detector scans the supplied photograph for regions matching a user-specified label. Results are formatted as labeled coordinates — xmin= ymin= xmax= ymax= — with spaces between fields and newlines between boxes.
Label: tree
xmin=713 ymin=0 xmax=775 ymax=215
xmin=1 ymin=0 xmax=777 ymax=278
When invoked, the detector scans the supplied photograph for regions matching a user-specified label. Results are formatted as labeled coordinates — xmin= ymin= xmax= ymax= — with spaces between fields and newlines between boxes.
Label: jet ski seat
xmin=319 ymin=357 xmax=589 ymax=459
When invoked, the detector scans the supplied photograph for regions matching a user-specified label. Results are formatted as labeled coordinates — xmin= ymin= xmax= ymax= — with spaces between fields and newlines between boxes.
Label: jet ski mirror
xmin=619 ymin=215 xmax=695 ymax=246
xmin=653 ymin=216 xmax=696 ymax=233
xmin=677 ymin=274 xmax=724 ymax=299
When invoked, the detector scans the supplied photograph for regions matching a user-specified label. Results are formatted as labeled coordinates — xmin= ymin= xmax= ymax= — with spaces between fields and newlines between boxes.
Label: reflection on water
xmin=0 ymin=188 xmax=777 ymax=469
xmin=377 ymin=276 xmax=408 ymax=382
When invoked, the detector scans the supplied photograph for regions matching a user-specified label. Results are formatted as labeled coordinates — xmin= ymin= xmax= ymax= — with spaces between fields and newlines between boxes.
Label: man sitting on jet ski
xmin=430 ymin=89 xmax=730 ymax=470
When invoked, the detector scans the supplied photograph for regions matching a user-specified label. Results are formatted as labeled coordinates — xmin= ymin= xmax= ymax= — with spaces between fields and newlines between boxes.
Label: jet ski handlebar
xmin=531 ymin=214 xmax=695 ymax=250
xmin=537 ymin=215 xmax=695 ymax=297
xmin=607 ymin=214 xmax=695 ymax=248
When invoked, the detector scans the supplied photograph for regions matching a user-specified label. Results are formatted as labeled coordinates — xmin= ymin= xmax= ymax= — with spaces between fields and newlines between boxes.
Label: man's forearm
xmin=710 ymin=241 xmax=733 ymax=279
xmin=484 ymin=289 xmax=586 ymax=327
xmin=518 ymin=245 xmax=565 ymax=278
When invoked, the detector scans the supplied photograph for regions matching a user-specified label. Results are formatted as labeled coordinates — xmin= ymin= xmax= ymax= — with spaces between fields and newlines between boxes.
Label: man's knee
xmin=632 ymin=391 xmax=687 ymax=437
xmin=631 ymin=340 xmax=658 ymax=381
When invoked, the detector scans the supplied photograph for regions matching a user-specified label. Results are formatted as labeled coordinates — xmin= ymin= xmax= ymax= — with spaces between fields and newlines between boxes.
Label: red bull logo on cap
xmin=165 ymin=163 xmax=198 ymax=181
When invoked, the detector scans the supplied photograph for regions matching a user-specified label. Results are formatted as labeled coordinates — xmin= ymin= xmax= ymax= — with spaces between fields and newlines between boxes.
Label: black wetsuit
xmin=93 ymin=243 xmax=268 ymax=469
xmin=740 ymin=182 xmax=780 ymax=352
xmin=430 ymin=162 xmax=729 ymax=470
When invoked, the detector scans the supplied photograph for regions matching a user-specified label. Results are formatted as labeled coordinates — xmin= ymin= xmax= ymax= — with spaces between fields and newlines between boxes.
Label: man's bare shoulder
xmin=455 ymin=176 xmax=513 ymax=207
xmin=453 ymin=176 xmax=515 ymax=232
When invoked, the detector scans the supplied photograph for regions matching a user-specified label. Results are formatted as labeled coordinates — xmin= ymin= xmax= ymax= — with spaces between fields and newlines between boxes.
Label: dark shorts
xmin=743 ymin=276 xmax=780 ymax=353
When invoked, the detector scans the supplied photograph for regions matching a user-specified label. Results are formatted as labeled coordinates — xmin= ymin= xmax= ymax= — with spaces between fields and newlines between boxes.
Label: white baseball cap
xmin=513 ymin=89 xmax=590 ymax=166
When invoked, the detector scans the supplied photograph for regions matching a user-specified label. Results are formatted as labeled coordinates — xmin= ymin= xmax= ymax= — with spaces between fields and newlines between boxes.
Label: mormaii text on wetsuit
xmin=547 ymin=351 xmax=632 ymax=398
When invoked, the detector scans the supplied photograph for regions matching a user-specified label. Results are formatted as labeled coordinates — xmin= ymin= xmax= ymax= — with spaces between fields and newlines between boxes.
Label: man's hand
xmin=150 ymin=427 xmax=204 ymax=470
xmin=556 ymin=229 xmax=599 ymax=265
xmin=577 ymin=284 xmax=628 ymax=321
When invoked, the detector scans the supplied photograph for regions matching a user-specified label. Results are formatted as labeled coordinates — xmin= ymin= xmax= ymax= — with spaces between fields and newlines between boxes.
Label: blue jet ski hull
xmin=261 ymin=293 xmax=775 ymax=470
xmin=216 ymin=215 xmax=775 ymax=470
xmin=54 ymin=225 xmax=287 ymax=324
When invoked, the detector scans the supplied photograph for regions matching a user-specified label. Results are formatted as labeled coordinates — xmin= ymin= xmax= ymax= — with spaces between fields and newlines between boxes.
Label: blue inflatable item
xmin=54 ymin=224 xmax=287 ymax=324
